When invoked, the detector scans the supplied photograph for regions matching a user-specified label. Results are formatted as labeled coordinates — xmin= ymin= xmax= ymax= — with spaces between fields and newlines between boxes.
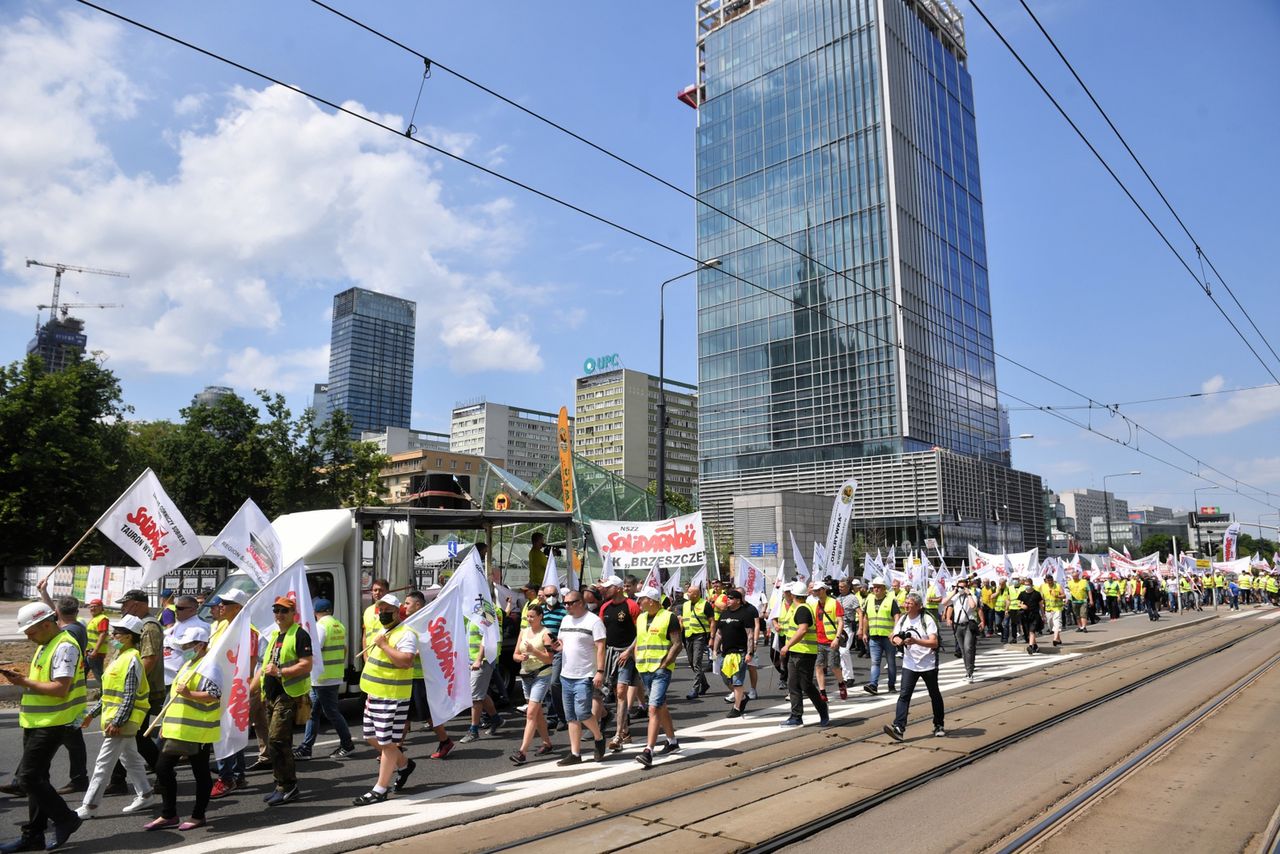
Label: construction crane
xmin=35 ymin=302 xmax=124 ymax=321
xmin=25 ymin=259 xmax=128 ymax=323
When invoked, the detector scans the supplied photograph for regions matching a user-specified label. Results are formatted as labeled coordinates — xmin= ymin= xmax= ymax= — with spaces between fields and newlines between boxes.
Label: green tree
xmin=645 ymin=480 xmax=695 ymax=517
xmin=0 ymin=354 xmax=131 ymax=564
xmin=1137 ymin=533 xmax=1173 ymax=561
xmin=159 ymin=394 xmax=272 ymax=532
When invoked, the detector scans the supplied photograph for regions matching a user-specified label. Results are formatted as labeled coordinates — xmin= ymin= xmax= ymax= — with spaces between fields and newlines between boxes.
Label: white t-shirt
xmin=894 ymin=612 xmax=939 ymax=672
xmin=50 ymin=639 xmax=81 ymax=680
xmin=557 ymin=611 xmax=605 ymax=680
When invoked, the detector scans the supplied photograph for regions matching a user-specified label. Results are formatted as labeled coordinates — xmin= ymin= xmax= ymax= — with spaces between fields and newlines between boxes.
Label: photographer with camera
xmin=882 ymin=592 xmax=945 ymax=741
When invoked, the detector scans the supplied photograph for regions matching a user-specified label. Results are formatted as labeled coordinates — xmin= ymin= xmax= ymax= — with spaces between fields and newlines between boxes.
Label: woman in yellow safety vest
xmin=145 ymin=625 xmax=220 ymax=831
xmin=77 ymin=615 xmax=155 ymax=819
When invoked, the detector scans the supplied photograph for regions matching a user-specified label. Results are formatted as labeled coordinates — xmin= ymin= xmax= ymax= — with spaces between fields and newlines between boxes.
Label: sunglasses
xmin=564 ymin=598 xmax=583 ymax=605
xmin=271 ymin=606 xmax=292 ymax=614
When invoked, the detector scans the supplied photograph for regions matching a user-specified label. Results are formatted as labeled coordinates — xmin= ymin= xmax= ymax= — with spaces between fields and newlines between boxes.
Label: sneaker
xmin=459 ymin=730 xmax=480 ymax=744
xmin=515 ymin=704 xmax=529 ymax=715
xmin=292 ymin=748 xmax=311 ymax=760
xmin=779 ymin=716 xmax=803 ymax=728
xmin=593 ymin=738 xmax=607 ymax=762
xmin=352 ymin=790 xmax=387 ymax=806
xmin=882 ymin=724 xmax=904 ymax=742
xmin=272 ymin=786 xmax=300 ymax=806
xmin=431 ymin=739 xmax=455 ymax=760
xmin=556 ymin=719 xmax=569 ymax=732
xmin=0 ymin=836 xmax=44 ymax=853
xmin=818 ymin=717 xmax=835 ymax=729
xmin=818 ymin=690 xmax=829 ymax=704
xmin=686 ymin=689 xmax=700 ymax=701
xmin=862 ymin=684 xmax=878 ymax=696
xmin=727 ymin=707 xmax=743 ymax=719
xmin=933 ymin=726 xmax=946 ymax=737
xmin=636 ymin=748 xmax=653 ymax=769
xmin=73 ymin=805 xmax=95 ymax=821
xmin=209 ymin=779 xmax=234 ymax=799
xmin=393 ymin=759 xmax=416 ymax=792
xmin=659 ymin=741 xmax=679 ymax=755
xmin=723 ymin=692 xmax=735 ymax=703
xmin=608 ymin=733 xmax=630 ymax=752
xmin=263 ymin=789 xmax=284 ymax=806
xmin=122 ymin=791 xmax=156 ymax=813
xmin=1026 ymin=645 xmax=1034 ymax=655
xmin=555 ymin=754 xmax=582 ymax=767
xmin=747 ymin=689 xmax=758 ymax=700
xmin=329 ymin=745 xmax=355 ymax=759
xmin=509 ymin=750 xmax=527 ymax=766
xmin=888 ymin=684 xmax=896 ymax=693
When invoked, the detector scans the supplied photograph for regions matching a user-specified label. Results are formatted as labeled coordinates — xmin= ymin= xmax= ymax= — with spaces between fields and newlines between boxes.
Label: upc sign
xmin=583 ymin=353 xmax=620 ymax=375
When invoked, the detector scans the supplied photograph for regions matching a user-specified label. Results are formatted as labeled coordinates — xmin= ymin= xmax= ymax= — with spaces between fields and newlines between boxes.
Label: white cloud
xmin=0 ymin=12 xmax=542 ymax=388
xmin=222 ymin=344 xmax=329 ymax=394
xmin=1159 ymin=381 xmax=1280 ymax=438
xmin=1201 ymin=375 xmax=1225 ymax=394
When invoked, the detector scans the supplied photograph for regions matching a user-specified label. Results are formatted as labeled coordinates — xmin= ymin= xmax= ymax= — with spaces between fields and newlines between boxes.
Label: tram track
xmin=476 ymin=618 xmax=1275 ymax=853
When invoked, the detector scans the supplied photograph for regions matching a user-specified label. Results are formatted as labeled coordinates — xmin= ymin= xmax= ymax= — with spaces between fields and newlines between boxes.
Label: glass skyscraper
xmin=326 ymin=287 xmax=416 ymax=438
xmin=694 ymin=0 xmax=1004 ymax=525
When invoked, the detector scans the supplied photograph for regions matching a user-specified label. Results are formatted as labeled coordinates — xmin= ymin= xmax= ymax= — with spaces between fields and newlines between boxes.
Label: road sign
xmin=764 ymin=542 xmax=778 ymax=555
xmin=925 ymin=538 xmax=939 ymax=550
xmin=446 ymin=539 xmax=458 ymax=558
xmin=749 ymin=543 xmax=764 ymax=557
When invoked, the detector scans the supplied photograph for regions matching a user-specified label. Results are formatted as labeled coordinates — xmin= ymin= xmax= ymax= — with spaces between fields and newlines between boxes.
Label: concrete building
xmin=26 ymin=315 xmax=87 ymax=373
xmin=689 ymin=0 xmax=1043 ymax=549
xmin=379 ymin=448 xmax=496 ymax=507
xmin=450 ymin=401 xmax=566 ymax=486
xmin=733 ymin=491 xmax=831 ymax=578
xmin=326 ymin=287 xmax=415 ymax=438
xmin=574 ymin=367 xmax=698 ymax=501
xmin=193 ymin=385 xmax=236 ymax=407
xmin=1059 ymin=489 xmax=1130 ymax=546
xmin=360 ymin=427 xmax=450 ymax=456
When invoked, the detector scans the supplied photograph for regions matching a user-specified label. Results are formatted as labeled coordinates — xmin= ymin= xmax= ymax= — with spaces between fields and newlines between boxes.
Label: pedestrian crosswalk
xmin=165 ymin=646 xmax=1072 ymax=854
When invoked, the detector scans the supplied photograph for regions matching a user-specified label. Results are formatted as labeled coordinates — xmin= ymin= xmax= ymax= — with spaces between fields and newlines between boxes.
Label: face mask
xmin=180 ymin=647 xmax=197 ymax=663
xmin=378 ymin=611 xmax=395 ymax=626
xmin=108 ymin=639 xmax=124 ymax=651
xmin=544 ymin=596 xmax=558 ymax=608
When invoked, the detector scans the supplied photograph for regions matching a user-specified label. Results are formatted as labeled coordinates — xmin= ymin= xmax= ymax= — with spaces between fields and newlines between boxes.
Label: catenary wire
xmin=1014 ymin=0 xmax=1280 ymax=372
xmin=1006 ymin=381 xmax=1280 ymax=411
xmin=71 ymin=0 xmax=1280 ymax=511
xmin=965 ymin=0 xmax=1279 ymax=384
xmin=298 ymin=1 xmax=1280 ymax=504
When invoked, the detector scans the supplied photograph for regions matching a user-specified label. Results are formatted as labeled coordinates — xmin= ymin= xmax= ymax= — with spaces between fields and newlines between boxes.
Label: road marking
xmin=167 ymin=650 xmax=1074 ymax=853
xmin=1224 ymin=611 xmax=1256 ymax=620
xmin=1259 ymin=611 xmax=1280 ymax=621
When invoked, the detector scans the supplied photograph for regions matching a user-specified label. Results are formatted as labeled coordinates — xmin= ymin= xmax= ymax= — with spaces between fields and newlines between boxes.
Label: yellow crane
xmin=25 ymin=259 xmax=128 ymax=323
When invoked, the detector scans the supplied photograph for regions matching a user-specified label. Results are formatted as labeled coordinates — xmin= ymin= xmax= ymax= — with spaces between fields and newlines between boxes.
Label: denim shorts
xmin=520 ymin=672 xmax=552 ymax=705
xmin=640 ymin=668 xmax=672 ymax=708
xmin=561 ymin=676 xmax=594 ymax=721
xmin=717 ymin=654 xmax=748 ymax=687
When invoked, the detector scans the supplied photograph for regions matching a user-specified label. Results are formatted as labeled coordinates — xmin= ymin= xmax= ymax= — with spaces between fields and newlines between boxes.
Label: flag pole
xmin=40 ymin=467 xmax=151 ymax=585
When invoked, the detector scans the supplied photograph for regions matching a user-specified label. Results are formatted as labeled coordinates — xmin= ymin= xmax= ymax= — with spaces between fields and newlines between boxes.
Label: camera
xmin=893 ymin=628 xmax=918 ymax=643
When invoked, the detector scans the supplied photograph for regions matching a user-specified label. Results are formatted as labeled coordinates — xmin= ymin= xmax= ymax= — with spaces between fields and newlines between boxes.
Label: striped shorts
xmin=363 ymin=696 xmax=411 ymax=745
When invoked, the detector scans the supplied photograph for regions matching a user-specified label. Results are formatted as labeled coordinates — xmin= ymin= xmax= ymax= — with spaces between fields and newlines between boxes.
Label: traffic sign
xmin=749 ymin=543 xmax=764 ymax=557
xmin=447 ymin=539 xmax=459 ymax=558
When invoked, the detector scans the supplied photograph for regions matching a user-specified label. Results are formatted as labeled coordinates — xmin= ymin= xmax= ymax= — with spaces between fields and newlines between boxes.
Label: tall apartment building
xmin=360 ymin=426 xmax=451 ymax=456
xmin=326 ymin=287 xmax=415 ymax=438
xmin=574 ymin=368 xmax=698 ymax=501
xmin=450 ymin=401 xmax=566 ymax=485
xmin=688 ymin=0 xmax=1043 ymax=548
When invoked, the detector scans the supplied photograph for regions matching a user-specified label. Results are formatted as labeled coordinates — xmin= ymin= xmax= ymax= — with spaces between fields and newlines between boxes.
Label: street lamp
xmin=1103 ymin=470 xmax=1141 ymax=549
xmin=657 ymin=257 xmax=721 ymax=519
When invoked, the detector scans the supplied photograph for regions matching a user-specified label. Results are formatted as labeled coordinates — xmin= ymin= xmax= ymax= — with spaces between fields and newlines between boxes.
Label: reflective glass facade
xmin=695 ymin=0 xmax=1001 ymax=484
xmin=326 ymin=287 xmax=415 ymax=438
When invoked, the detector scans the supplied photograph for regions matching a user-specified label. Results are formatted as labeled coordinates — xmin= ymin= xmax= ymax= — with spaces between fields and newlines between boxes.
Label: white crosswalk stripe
xmin=166 ymin=647 xmax=1071 ymax=853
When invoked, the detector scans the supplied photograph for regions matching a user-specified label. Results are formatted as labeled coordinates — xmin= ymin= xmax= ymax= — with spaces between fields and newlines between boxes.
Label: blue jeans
xmin=640 ymin=669 xmax=672 ymax=708
xmin=560 ymin=676 xmax=593 ymax=722
xmin=868 ymin=636 xmax=896 ymax=690
xmin=300 ymin=685 xmax=354 ymax=752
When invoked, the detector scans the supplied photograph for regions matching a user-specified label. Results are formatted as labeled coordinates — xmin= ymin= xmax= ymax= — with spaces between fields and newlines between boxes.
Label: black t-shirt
xmin=601 ymin=599 xmax=638 ymax=648
xmin=264 ymin=627 xmax=312 ymax=701
xmin=1017 ymin=588 xmax=1043 ymax=616
xmin=792 ymin=603 xmax=814 ymax=632
xmin=716 ymin=603 xmax=758 ymax=653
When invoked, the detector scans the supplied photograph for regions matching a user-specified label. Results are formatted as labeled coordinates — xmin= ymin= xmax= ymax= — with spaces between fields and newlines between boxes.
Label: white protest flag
xmin=493 ymin=582 xmax=518 ymax=613
xmin=401 ymin=568 xmax=471 ymax=724
xmin=95 ymin=468 xmax=204 ymax=586
xmin=200 ymin=561 xmax=308 ymax=760
xmin=688 ymin=566 xmax=708 ymax=594
xmin=737 ymin=556 xmax=767 ymax=599
xmin=1223 ymin=522 xmax=1241 ymax=562
xmin=822 ymin=477 xmax=859 ymax=579
xmin=566 ymin=555 xmax=580 ymax=592
xmin=601 ymin=551 xmax=616 ymax=582
xmin=885 ymin=546 xmax=896 ymax=573
xmin=812 ymin=542 xmax=828 ymax=578
xmin=830 ymin=562 xmax=847 ymax=581
xmin=642 ymin=563 xmax=662 ymax=593
xmin=789 ymin=531 xmax=811 ymax=582
xmin=863 ymin=553 xmax=880 ymax=579
xmin=210 ymin=498 xmax=282 ymax=587
xmin=245 ymin=558 xmax=320 ymax=680
xmin=458 ymin=550 xmax=499 ymax=663
xmin=663 ymin=567 xmax=683 ymax=600
xmin=543 ymin=551 xmax=561 ymax=591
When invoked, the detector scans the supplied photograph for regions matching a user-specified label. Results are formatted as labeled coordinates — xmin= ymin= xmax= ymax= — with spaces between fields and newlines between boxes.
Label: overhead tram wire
xmin=1006 ymin=380 xmax=1280 ymax=411
xmin=964 ymin=0 xmax=1280 ymax=385
xmin=74 ymin=0 xmax=1280 ymax=512
xmin=299 ymin=1 xmax=1280 ymax=506
xmin=1015 ymin=0 xmax=1280 ymax=372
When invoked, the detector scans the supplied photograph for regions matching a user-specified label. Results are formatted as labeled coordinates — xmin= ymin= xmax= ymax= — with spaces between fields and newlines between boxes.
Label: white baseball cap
xmin=638 ymin=586 xmax=662 ymax=601
xmin=215 ymin=588 xmax=250 ymax=606
xmin=378 ymin=593 xmax=401 ymax=608
xmin=600 ymin=575 xmax=624 ymax=588
xmin=789 ymin=581 xmax=808 ymax=596
xmin=173 ymin=624 xmax=210 ymax=645
xmin=110 ymin=614 xmax=145 ymax=635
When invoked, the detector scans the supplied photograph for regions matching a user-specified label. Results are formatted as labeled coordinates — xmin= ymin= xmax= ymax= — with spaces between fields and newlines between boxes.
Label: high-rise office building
xmin=26 ymin=315 xmax=87 ymax=374
xmin=450 ymin=401 xmax=567 ymax=486
xmin=193 ymin=385 xmax=237 ymax=407
xmin=326 ymin=287 xmax=416 ymax=438
xmin=574 ymin=368 xmax=698 ymax=501
xmin=691 ymin=0 xmax=1041 ymax=549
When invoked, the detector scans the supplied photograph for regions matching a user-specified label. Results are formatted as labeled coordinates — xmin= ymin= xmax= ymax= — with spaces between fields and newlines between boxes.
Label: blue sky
xmin=1 ymin=1 xmax=1277 ymax=528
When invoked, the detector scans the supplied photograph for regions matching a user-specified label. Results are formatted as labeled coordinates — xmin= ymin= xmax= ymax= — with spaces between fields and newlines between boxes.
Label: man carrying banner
xmin=679 ymin=584 xmax=714 ymax=700
xmin=401 ymin=591 xmax=454 ymax=761
xmin=209 ymin=589 xmax=259 ymax=799
xmin=632 ymin=588 xmax=682 ymax=767
xmin=353 ymin=594 xmax=418 ymax=805
xmin=254 ymin=597 xmax=312 ymax=806
xmin=0 ymin=603 xmax=86 ymax=852
xmin=362 ymin=578 xmax=390 ymax=662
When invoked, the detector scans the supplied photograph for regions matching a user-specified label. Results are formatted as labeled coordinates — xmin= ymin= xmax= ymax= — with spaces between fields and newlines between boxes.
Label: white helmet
xmin=17 ymin=601 xmax=56 ymax=632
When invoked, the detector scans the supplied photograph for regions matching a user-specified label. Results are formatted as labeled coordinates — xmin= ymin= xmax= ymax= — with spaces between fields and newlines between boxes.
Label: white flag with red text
xmin=245 ymin=559 xmax=320 ymax=680
xmin=401 ymin=569 xmax=470 ymax=724
xmin=210 ymin=498 xmax=281 ymax=587
xmin=95 ymin=468 xmax=204 ymax=585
